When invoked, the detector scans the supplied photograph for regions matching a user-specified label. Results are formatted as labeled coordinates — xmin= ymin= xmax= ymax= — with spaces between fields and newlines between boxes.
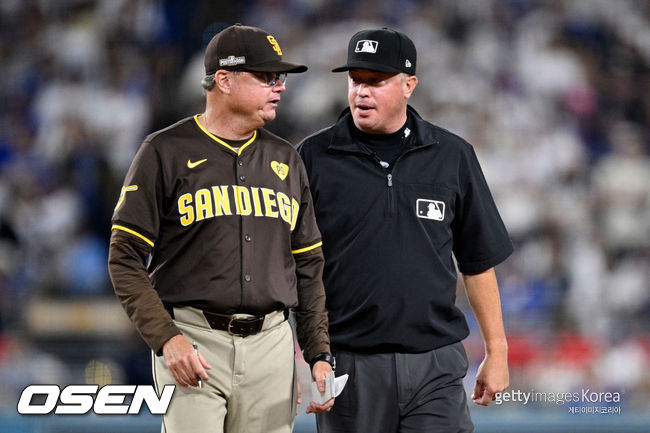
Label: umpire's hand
xmin=472 ymin=352 xmax=509 ymax=406
xmin=306 ymin=361 xmax=335 ymax=414
xmin=162 ymin=335 xmax=211 ymax=387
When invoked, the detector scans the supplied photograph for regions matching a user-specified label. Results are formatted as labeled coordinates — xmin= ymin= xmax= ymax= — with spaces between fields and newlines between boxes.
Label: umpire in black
xmin=297 ymin=28 xmax=514 ymax=432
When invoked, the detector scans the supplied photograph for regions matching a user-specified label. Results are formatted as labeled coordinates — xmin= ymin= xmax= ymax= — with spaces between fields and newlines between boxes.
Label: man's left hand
xmin=472 ymin=352 xmax=509 ymax=406
xmin=306 ymin=360 xmax=334 ymax=413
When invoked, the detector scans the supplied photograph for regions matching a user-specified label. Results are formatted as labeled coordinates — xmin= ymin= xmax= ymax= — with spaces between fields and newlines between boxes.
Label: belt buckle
xmin=228 ymin=317 xmax=243 ymax=337
xmin=227 ymin=317 xmax=246 ymax=336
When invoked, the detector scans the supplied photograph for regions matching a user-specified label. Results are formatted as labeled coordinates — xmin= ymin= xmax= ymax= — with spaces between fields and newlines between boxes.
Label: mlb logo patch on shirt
xmin=416 ymin=199 xmax=445 ymax=221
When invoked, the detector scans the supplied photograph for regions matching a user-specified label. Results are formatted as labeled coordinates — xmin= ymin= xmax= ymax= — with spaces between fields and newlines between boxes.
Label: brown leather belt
xmin=201 ymin=311 xmax=265 ymax=337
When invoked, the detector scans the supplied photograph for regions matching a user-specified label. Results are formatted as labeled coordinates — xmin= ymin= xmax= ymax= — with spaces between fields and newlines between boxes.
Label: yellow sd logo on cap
xmin=267 ymin=36 xmax=282 ymax=56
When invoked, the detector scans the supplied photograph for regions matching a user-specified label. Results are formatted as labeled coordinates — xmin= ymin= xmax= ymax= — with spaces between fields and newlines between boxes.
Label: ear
xmin=403 ymin=75 xmax=418 ymax=100
xmin=215 ymin=70 xmax=232 ymax=94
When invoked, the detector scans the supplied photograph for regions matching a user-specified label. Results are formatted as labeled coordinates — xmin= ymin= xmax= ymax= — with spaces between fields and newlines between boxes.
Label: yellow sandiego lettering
xmin=251 ymin=187 xmax=264 ymax=217
xmin=212 ymin=186 xmax=232 ymax=216
xmin=290 ymin=198 xmax=300 ymax=231
xmin=261 ymin=187 xmax=279 ymax=218
xmin=177 ymin=185 xmax=298 ymax=227
xmin=178 ymin=193 xmax=194 ymax=226
xmin=276 ymin=192 xmax=292 ymax=225
xmin=233 ymin=186 xmax=252 ymax=216
xmin=195 ymin=188 xmax=213 ymax=221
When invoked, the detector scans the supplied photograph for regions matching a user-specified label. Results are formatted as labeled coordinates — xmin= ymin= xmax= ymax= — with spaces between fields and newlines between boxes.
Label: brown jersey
xmin=109 ymin=115 xmax=328 ymax=359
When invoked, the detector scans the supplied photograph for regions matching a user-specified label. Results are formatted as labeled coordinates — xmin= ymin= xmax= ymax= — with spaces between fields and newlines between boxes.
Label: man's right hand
xmin=162 ymin=335 xmax=211 ymax=387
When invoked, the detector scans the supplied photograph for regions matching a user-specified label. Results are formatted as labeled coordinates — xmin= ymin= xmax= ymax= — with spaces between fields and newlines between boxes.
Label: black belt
xmin=202 ymin=311 xmax=265 ymax=337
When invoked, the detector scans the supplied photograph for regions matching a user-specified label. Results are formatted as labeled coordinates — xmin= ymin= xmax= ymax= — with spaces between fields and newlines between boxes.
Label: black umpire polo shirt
xmin=297 ymin=106 xmax=513 ymax=354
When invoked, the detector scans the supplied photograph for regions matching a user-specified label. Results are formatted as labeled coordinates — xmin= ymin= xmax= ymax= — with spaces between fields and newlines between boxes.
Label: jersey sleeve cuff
xmin=153 ymin=326 xmax=183 ymax=356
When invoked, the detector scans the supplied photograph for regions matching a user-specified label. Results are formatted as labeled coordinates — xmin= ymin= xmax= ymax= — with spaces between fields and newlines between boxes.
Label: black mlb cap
xmin=205 ymin=24 xmax=307 ymax=75
xmin=332 ymin=28 xmax=416 ymax=75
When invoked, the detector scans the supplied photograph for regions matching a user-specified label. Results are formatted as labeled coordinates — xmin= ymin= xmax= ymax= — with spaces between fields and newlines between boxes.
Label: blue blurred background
xmin=0 ymin=0 xmax=648 ymax=431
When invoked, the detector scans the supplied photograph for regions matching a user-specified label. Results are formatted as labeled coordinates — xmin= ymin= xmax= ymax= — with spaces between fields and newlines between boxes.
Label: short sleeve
xmin=452 ymin=145 xmax=513 ymax=274
xmin=111 ymin=139 xmax=163 ymax=247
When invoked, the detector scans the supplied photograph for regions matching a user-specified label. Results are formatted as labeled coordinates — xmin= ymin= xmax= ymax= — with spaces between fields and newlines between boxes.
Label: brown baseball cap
xmin=204 ymin=24 xmax=307 ymax=75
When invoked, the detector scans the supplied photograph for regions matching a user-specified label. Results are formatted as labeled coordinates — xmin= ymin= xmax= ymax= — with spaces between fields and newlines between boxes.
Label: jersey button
xmin=238 ymin=160 xmax=244 ymax=166
xmin=244 ymin=274 xmax=251 ymax=282
xmin=244 ymin=234 xmax=251 ymax=242
xmin=239 ymin=175 xmax=246 ymax=182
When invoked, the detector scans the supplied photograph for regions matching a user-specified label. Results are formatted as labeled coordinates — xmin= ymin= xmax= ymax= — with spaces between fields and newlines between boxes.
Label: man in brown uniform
xmin=108 ymin=24 xmax=334 ymax=433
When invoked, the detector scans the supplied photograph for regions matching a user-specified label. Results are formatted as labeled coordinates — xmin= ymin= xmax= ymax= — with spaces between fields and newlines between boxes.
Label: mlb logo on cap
xmin=355 ymin=40 xmax=378 ymax=53
xmin=332 ymin=27 xmax=417 ymax=75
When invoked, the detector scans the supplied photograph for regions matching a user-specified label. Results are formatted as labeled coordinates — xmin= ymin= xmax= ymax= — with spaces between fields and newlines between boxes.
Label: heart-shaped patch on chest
xmin=271 ymin=161 xmax=289 ymax=181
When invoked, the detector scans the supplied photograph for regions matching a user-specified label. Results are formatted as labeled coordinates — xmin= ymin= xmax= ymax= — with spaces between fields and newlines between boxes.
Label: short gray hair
xmin=201 ymin=70 xmax=244 ymax=90
xmin=201 ymin=73 xmax=216 ymax=90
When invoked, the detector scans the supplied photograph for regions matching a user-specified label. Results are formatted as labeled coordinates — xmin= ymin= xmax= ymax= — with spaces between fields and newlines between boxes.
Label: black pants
xmin=316 ymin=342 xmax=474 ymax=433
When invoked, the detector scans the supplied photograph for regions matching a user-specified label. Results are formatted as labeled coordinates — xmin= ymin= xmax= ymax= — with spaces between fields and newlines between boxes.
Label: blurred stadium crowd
xmin=0 ymin=0 xmax=648 ymax=415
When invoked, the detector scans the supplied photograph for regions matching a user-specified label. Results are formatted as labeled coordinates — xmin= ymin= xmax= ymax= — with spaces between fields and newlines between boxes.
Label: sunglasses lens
xmin=266 ymin=72 xmax=287 ymax=86
xmin=245 ymin=71 xmax=287 ymax=87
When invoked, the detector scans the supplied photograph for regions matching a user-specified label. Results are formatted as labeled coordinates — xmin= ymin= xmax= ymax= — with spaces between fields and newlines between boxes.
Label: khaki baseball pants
xmin=153 ymin=306 xmax=297 ymax=433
